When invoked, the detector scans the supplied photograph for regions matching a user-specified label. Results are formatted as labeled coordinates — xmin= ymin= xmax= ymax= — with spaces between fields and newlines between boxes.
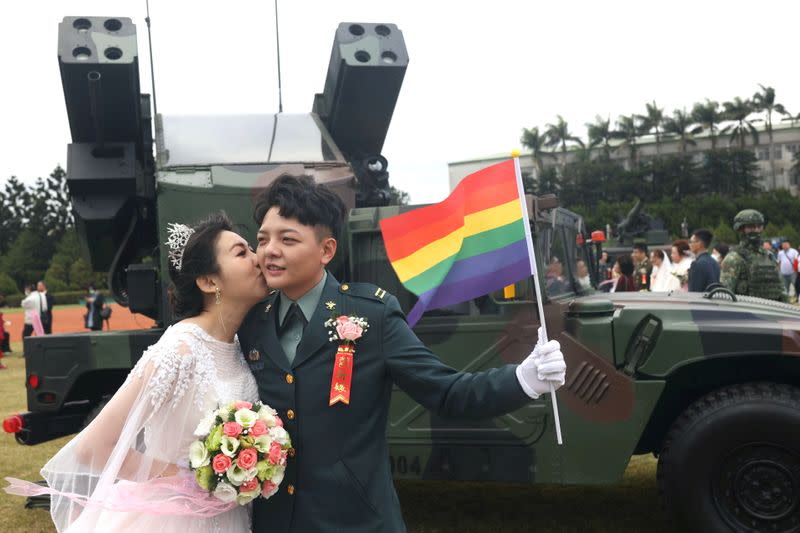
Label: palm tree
xmin=692 ymin=99 xmax=722 ymax=150
xmin=520 ymin=126 xmax=554 ymax=179
xmin=753 ymin=84 xmax=788 ymax=187
xmin=613 ymin=114 xmax=643 ymax=170
xmin=637 ymin=101 xmax=665 ymax=155
xmin=585 ymin=115 xmax=613 ymax=158
xmin=721 ymin=97 xmax=760 ymax=149
xmin=544 ymin=115 xmax=584 ymax=170
xmin=663 ymin=108 xmax=702 ymax=155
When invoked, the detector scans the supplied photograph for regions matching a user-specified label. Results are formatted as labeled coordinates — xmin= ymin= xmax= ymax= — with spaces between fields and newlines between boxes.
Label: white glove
xmin=515 ymin=328 xmax=567 ymax=399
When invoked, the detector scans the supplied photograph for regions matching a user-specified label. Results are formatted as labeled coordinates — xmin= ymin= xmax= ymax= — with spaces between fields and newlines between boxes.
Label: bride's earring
xmin=215 ymin=287 xmax=221 ymax=305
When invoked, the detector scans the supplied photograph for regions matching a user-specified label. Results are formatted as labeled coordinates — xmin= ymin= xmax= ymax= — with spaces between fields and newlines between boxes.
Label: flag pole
xmin=512 ymin=151 xmax=564 ymax=445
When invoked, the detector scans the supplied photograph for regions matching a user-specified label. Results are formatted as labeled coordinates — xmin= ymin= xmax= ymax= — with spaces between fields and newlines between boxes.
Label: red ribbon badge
xmin=329 ymin=344 xmax=354 ymax=406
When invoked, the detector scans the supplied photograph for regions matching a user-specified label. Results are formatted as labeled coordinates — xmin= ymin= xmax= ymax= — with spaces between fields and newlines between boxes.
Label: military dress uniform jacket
xmin=238 ymin=273 xmax=530 ymax=533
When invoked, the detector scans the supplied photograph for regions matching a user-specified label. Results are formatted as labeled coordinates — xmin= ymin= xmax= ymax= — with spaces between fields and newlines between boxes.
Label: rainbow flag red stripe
xmin=380 ymin=159 xmax=535 ymax=325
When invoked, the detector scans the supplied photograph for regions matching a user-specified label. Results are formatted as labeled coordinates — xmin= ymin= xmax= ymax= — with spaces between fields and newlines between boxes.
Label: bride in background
xmin=650 ymin=249 xmax=681 ymax=292
xmin=6 ymin=212 xmax=268 ymax=532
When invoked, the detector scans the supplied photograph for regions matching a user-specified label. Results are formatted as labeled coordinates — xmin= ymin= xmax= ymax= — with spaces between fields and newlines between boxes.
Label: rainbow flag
xmin=380 ymin=159 xmax=536 ymax=326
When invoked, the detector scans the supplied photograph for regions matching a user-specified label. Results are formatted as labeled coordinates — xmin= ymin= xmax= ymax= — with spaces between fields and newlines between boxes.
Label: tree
xmin=544 ymin=116 xmax=584 ymax=171
xmin=711 ymin=219 xmax=737 ymax=245
xmin=637 ymin=101 xmax=665 ymax=155
xmin=387 ymin=186 xmax=410 ymax=206
xmin=727 ymin=148 xmax=762 ymax=195
xmin=721 ymin=97 xmax=760 ymax=149
xmin=692 ymin=99 xmax=722 ymax=150
xmin=663 ymin=109 xmax=702 ymax=155
xmin=535 ymin=167 xmax=561 ymax=196
xmin=0 ymin=176 xmax=31 ymax=256
xmin=613 ymin=115 xmax=643 ymax=170
xmin=520 ymin=126 xmax=555 ymax=178
xmin=752 ymin=85 xmax=788 ymax=188
xmin=585 ymin=115 xmax=614 ymax=158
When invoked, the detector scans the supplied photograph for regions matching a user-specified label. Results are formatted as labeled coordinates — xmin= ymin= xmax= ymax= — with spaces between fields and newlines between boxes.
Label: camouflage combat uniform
xmin=720 ymin=210 xmax=784 ymax=301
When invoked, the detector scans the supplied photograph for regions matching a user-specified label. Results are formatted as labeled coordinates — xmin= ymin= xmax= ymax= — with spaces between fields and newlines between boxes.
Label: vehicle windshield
xmin=535 ymin=209 xmax=596 ymax=299
xmin=158 ymin=113 xmax=342 ymax=168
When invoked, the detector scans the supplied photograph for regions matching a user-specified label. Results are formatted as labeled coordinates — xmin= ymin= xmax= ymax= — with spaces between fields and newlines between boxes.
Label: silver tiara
xmin=165 ymin=223 xmax=195 ymax=272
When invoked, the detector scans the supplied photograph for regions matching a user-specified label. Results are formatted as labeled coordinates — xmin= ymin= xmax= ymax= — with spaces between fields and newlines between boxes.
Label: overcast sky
xmin=2 ymin=0 xmax=799 ymax=204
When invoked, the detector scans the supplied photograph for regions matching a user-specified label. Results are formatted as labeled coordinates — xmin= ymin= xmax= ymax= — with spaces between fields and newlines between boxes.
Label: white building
xmin=449 ymin=122 xmax=800 ymax=194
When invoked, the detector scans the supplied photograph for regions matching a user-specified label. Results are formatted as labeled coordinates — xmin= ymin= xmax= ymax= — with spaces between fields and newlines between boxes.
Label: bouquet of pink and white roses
xmin=189 ymin=400 xmax=291 ymax=506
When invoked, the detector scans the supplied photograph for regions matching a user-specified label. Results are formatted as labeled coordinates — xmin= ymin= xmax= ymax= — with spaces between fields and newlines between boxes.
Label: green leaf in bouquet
xmin=205 ymin=424 xmax=224 ymax=452
xmin=195 ymin=465 xmax=215 ymax=491
xmin=256 ymin=459 xmax=275 ymax=482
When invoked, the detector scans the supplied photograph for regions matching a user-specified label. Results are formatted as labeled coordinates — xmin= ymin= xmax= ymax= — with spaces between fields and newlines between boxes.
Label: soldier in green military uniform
xmin=720 ymin=209 xmax=784 ymax=301
xmin=631 ymin=242 xmax=652 ymax=291
xmin=239 ymin=175 xmax=567 ymax=533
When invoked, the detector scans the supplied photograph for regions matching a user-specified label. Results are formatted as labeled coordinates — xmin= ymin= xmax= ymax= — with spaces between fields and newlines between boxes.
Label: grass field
xmin=0 ymin=341 xmax=676 ymax=532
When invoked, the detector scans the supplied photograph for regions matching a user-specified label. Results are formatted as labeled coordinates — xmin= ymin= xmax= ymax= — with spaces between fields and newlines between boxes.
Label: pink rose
xmin=274 ymin=416 xmax=283 ymax=428
xmin=237 ymin=448 xmax=258 ymax=470
xmin=234 ymin=401 xmax=253 ymax=410
xmin=212 ymin=453 xmax=232 ymax=474
xmin=223 ymin=421 xmax=243 ymax=438
xmin=250 ymin=419 xmax=267 ymax=437
xmin=336 ymin=315 xmax=350 ymax=324
xmin=268 ymin=442 xmax=283 ymax=465
xmin=240 ymin=477 xmax=260 ymax=492
xmin=261 ymin=480 xmax=277 ymax=498
xmin=336 ymin=320 xmax=363 ymax=341
xmin=279 ymin=450 xmax=288 ymax=466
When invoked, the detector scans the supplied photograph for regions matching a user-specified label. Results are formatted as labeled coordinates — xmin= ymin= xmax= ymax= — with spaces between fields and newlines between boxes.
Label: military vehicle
xmin=4 ymin=15 xmax=800 ymax=533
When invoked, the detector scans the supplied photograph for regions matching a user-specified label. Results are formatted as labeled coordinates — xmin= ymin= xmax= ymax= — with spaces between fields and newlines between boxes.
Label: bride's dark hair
xmin=168 ymin=212 xmax=233 ymax=319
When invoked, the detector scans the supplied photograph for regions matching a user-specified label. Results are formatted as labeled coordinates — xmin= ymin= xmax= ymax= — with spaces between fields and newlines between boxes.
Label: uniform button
xmin=287 ymin=484 xmax=295 ymax=495
xmin=287 ymin=447 xmax=296 ymax=458
xmin=286 ymin=373 xmax=294 ymax=384
xmin=287 ymin=409 xmax=295 ymax=420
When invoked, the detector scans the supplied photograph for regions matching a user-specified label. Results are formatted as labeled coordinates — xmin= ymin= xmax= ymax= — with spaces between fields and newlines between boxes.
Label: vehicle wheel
xmin=658 ymin=382 xmax=800 ymax=533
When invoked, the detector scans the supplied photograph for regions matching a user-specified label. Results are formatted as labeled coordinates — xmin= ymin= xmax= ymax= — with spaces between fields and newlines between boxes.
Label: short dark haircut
xmin=253 ymin=174 xmax=346 ymax=241
xmin=168 ymin=211 xmax=233 ymax=319
xmin=633 ymin=243 xmax=648 ymax=254
xmin=617 ymin=255 xmax=635 ymax=276
xmin=713 ymin=243 xmax=729 ymax=259
xmin=692 ymin=228 xmax=713 ymax=248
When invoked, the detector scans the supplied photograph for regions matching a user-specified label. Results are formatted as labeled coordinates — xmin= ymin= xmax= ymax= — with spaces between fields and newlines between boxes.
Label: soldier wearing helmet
xmin=720 ymin=209 xmax=784 ymax=301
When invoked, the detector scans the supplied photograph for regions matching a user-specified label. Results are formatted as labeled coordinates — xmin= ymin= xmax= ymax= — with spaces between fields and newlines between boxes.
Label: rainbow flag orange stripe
xmin=380 ymin=159 xmax=535 ymax=325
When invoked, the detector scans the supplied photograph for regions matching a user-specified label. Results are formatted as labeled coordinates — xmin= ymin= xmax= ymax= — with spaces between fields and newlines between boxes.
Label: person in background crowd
xmin=631 ymin=243 xmax=651 ymax=291
xmin=650 ymin=249 xmax=681 ymax=292
xmin=575 ymin=259 xmax=592 ymax=290
xmin=777 ymin=240 xmax=799 ymax=298
xmin=0 ymin=296 xmax=9 ymax=369
xmin=21 ymin=284 xmax=44 ymax=337
xmin=84 ymin=284 xmax=106 ymax=332
xmin=712 ymin=243 xmax=729 ymax=263
xmin=762 ymin=240 xmax=778 ymax=262
xmin=37 ymin=280 xmax=54 ymax=334
xmin=670 ymin=239 xmax=693 ymax=291
xmin=688 ymin=229 xmax=721 ymax=292
xmin=598 ymin=251 xmax=611 ymax=280
xmin=612 ymin=255 xmax=637 ymax=292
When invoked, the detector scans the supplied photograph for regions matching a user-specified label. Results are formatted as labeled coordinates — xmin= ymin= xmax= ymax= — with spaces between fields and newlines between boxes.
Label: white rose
xmin=193 ymin=412 xmax=217 ymax=437
xmin=234 ymin=409 xmax=258 ymax=428
xmin=227 ymin=464 xmax=258 ymax=486
xmin=217 ymin=405 xmax=233 ymax=422
xmin=258 ymin=406 xmax=278 ymax=426
xmin=252 ymin=435 xmax=273 ymax=453
xmin=268 ymin=426 xmax=290 ymax=446
xmin=213 ymin=481 xmax=237 ymax=503
xmin=270 ymin=468 xmax=284 ymax=486
xmin=236 ymin=489 xmax=260 ymax=506
xmin=220 ymin=436 xmax=240 ymax=458
xmin=189 ymin=440 xmax=210 ymax=469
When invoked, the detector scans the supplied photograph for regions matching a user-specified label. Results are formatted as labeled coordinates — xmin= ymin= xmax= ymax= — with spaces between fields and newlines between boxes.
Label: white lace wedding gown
xmin=8 ymin=322 xmax=259 ymax=533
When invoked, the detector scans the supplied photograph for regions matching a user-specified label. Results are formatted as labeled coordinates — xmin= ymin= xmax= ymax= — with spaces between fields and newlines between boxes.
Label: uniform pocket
xmin=333 ymin=459 xmax=378 ymax=516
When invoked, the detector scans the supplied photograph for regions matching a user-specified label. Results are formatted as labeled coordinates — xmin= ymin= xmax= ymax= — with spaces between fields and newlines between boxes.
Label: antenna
xmin=144 ymin=0 xmax=158 ymax=120
xmin=274 ymin=0 xmax=283 ymax=113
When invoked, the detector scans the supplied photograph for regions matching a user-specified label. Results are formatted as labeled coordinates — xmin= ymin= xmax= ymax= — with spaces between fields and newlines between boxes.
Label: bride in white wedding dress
xmin=6 ymin=213 xmax=269 ymax=532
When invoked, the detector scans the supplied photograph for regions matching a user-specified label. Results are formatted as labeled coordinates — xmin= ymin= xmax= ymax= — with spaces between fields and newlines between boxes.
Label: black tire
xmin=658 ymin=382 xmax=800 ymax=533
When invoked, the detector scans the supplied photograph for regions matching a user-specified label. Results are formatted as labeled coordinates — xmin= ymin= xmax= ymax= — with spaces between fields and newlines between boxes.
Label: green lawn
xmin=0 ymin=341 xmax=675 ymax=532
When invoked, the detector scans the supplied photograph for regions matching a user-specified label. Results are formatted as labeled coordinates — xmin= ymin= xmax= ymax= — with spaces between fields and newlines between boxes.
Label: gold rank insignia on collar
xmin=248 ymin=349 xmax=261 ymax=361
xmin=325 ymin=301 xmax=336 ymax=310
xmin=265 ymin=303 xmax=272 ymax=313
